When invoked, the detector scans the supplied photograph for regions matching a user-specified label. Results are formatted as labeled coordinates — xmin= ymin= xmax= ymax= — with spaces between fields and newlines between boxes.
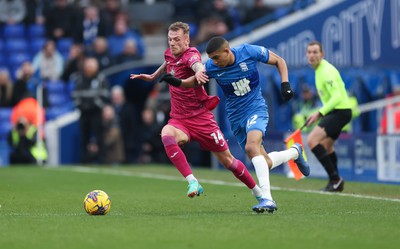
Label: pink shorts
xmin=168 ymin=112 xmax=228 ymax=152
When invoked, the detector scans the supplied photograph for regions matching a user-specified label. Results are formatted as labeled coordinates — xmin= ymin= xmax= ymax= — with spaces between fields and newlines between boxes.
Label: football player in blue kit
xmin=161 ymin=36 xmax=310 ymax=213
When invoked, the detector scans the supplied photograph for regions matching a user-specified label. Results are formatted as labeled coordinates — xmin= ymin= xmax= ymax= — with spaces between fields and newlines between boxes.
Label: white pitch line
xmin=46 ymin=166 xmax=400 ymax=203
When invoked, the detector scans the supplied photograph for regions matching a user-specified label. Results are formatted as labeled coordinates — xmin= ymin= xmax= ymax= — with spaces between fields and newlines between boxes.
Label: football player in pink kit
xmin=130 ymin=22 xmax=263 ymax=209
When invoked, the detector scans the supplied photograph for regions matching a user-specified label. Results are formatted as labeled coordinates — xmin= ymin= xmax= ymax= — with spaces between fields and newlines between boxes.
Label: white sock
xmin=251 ymin=185 xmax=262 ymax=199
xmin=251 ymin=155 xmax=272 ymax=200
xmin=268 ymin=147 xmax=298 ymax=169
xmin=185 ymin=174 xmax=197 ymax=183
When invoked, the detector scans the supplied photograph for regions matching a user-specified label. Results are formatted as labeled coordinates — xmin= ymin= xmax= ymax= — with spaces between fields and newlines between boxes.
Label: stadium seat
xmin=30 ymin=38 xmax=46 ymax=55
xmin=56 ymin=38 xmax=73 ymax=54
xmin=7 ymin=52 xmax=31 ymax=69
xmin=5 ymin=39 xmax=29 ymax=53
xmin=27 ymin=24 xmax=45 ymax=38
xmin=274 ymin=6 xmax=292 ymax=19
xmin=0 ymin=54 xmax=5 ymax=67
xmin=46 ymin=81 xmax=66 ymax=94
xmin=0 ymin=122 xmax=12 ymax=140
xmin=0 ymin=139 xmax=10 ymax=165
xmin=7 ymin=65 xmax=20 ymax=81
xmin=3 ymin=24 xmax=25 ymax=38
xmin=47 ymin=93 xmax=71 ymax=107
xmin=45 ymin=106 xmax=72 ymax=120
xmin=0 ymin=108 xmax=12 ymax=121
xmin=0 ymin=39 xmax=4 ymax=52
xmin=188 ymin=23 xmax=198 ymax=37
xmin=388 ymin=69 xmax=400 ymax=90
xmin=293 ymin=0 xmax=313 ymax=10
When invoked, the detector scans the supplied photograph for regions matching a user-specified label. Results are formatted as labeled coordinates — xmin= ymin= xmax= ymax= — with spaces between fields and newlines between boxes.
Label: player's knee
xmin=161 ymin=135 xmax=177 ymax=146
xmin=216 ymin=151 xmax=234 ymax=168
xmin=223 ymin=156 xmax=235 ymax=169
xmin=244 ymin=143 xmax=258 ymax=158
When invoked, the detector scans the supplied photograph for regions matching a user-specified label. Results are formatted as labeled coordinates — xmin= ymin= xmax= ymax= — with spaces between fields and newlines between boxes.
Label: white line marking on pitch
xmin=46 ymin=166 xmax=400 ymax=203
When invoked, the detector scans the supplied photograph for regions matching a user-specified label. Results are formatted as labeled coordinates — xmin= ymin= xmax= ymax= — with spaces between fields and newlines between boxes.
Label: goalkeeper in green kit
xmin=305 ymin=41 xmax=352 ymax=192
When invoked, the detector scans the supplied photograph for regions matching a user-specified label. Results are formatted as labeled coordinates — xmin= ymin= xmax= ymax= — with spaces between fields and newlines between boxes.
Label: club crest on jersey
xmin=239 ymin=62 xmax=248 ymax=72
xmin=170 ymin=70 xmax=175 ymax=75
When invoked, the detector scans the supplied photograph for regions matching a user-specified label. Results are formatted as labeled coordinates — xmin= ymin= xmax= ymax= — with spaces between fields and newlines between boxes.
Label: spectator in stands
xmin=44 ymin=0 xmax=77 ymax=40
xmin=100 ymin=0 xmax=123 ymax=26
xmin=72 ymin=57 xmax=109 ymax=164
xmin=138 ymin=108 xmax=167 ymax=164
xmin=61 ymin=44 xmax=85 ymax=83
xmin=110 ymin=85 xmax=139 ymax=164
xmin=73 ymin=5 xmax=112 ymax=53
xmin=102 ymin=104 xmax=125 ymax=164
xmin=107 ymin=18 xmax=145 ymax=58
xmin=292 ymin=84 xmax=320 ymax=133
xmin=7 ymin=115 xmax=47 ymax=164
xmin=211 ymin=0 xmax=239 ymax=30
xmin=32 ymin=40 xmax=64 ymax=81
xmin=243 ymin=0 xmax=275 ymax=24
xmin=191 ymin=0 xmax=242 ymax=46
xmin=305 ymin=41 xmax=352 ymax=192
xmin=0 ymin=69 xmax=13 ymax=107
xmin=91 ymin=37 xmax=113 ymax=71
xmin=192 ymin=14 xmax=229 ymax=46
xmin=113 ymin=39 xmax=141 ymax=64
xmin=12 ymin=61 xmax=38 ymax=106
xmin=0 ymin=0 xmax=26 ymax=25
xmin=170 ymin=0 xmax=197 ymax=24
xmin=24 ymin=0 xmax=51 ymax=25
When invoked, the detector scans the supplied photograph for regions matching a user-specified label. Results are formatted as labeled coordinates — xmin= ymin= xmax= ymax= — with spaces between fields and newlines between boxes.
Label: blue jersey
xmin=205 ymin=44 xmax=270 ymax=133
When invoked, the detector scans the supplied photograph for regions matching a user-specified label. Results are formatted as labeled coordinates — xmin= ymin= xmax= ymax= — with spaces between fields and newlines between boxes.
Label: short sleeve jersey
xmin=164 ymin=47 xmax=211 ymax=119
xmin=315 ymin=59 xmax=351 ymax=115
xmin=204 ymin=44 xmax=269 ymax=124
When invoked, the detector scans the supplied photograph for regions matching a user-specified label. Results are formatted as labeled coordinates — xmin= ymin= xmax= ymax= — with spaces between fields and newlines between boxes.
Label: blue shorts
xmin=231 ymin=110 xmax=269 ymax=151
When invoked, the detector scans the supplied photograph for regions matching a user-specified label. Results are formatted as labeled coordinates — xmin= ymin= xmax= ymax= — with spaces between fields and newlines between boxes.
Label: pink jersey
xmin=164 ymin=47 xmax=214 ymax=119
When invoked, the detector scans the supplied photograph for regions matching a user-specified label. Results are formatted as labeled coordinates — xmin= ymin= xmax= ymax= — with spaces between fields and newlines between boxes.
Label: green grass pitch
xmin=0 ymin=165 xmax=399 ymax=249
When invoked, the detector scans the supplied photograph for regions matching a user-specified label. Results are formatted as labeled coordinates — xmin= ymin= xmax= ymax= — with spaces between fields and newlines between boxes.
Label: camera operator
xmin=7 ymin=116 xmax=47 ymax=165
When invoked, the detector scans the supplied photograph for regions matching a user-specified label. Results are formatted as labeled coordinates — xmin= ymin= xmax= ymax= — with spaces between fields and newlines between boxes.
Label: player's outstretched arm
xmin=159 ymin=74 xmax=198 ymax=88
xmin=267 ymin=50 xmax=293 ymax=101
xmin=130 ymin=62 xmax=167 ymax=82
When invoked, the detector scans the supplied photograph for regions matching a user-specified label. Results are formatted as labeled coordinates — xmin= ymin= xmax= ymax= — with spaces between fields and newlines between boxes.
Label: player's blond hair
xmin=168 ymin=22 xmax=190 ymax=35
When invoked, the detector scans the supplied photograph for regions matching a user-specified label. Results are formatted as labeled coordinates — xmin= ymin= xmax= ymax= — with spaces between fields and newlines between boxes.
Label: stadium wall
xmin=230 ymin=0 xmax=399 ymax=68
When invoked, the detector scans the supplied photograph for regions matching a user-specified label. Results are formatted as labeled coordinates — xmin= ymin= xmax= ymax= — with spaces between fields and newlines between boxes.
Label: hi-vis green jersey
xmin=315 ymin=59 xmax=351 ymax=116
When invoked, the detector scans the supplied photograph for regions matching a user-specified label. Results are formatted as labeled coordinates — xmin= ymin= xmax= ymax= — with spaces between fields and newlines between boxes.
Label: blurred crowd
xmin=0 ymin=0 xmax=314 ymax=166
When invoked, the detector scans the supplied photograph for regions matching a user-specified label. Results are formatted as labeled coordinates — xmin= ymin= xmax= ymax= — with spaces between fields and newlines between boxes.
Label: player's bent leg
xmin=162 ymin=135 xmax=192 ymax=176
xmin=291 ymin=143 xmax=310 ymax=176
xmin=187 ymin=180 xmax=204 ymax=198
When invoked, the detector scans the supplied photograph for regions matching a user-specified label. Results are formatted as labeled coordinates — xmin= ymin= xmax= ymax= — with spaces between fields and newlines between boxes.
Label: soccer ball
xmin=83 ymin=190 xmax=111 ymax=215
